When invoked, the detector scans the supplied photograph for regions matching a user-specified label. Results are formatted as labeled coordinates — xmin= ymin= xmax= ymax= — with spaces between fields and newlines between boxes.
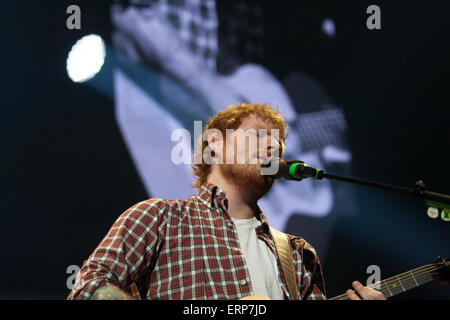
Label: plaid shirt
xmin=67 ymin=182 xmax=326 ymax=300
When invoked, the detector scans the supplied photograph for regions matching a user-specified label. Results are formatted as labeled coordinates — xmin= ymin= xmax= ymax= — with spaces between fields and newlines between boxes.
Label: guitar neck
xmin=296 ymin=107 xmax=347 ymax=153
xmin=329 ymin=264 xmax=437 ymax=300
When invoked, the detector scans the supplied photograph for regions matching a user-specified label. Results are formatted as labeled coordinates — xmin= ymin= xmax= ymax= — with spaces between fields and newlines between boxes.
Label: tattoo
xmin=91 ymin=285 xmax=134 ymax=300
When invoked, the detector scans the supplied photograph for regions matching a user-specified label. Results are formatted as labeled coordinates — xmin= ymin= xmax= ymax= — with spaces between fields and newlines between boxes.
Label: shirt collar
xmin=197 ymin=181 xmax=226 ymax=209
xmin=197 ymin=182 xmax=271 ymax=231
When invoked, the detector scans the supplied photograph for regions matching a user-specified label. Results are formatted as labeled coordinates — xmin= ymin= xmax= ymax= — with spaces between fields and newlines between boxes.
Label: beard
xmin=219 ymin=162 xmax=275 ymax=202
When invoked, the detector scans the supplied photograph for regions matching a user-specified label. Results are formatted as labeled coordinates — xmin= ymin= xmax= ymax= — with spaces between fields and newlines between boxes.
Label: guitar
xmin=239 ymin=257 xmax=449 ymax=300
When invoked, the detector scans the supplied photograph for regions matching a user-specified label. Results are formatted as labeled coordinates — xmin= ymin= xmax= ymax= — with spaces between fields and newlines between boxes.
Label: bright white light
xmin=66 ymin=34 xmax=106 ymax=83
xmin=321 ymin=18 xmax=336 ymax=38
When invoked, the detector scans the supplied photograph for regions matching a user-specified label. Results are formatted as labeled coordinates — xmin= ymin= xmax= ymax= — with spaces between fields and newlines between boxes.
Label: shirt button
xmin=227 ymin=222 xmax=234 ymax=228
xmin=239 ymin=279 xmax=247 ymax=286
xmin=232 ymin=247 xmax=240 ymax=252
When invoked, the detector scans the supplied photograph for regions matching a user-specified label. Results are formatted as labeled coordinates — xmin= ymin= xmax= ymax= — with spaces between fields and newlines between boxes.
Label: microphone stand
xmin=266 ymin=159 xmax=450 ymax=222
xmin=321 ymin=172 xmax=450 ymax=221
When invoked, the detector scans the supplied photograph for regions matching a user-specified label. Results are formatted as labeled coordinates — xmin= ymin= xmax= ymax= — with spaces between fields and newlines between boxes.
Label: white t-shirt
xmin=231 ymin=217 xmax=285 ymax=300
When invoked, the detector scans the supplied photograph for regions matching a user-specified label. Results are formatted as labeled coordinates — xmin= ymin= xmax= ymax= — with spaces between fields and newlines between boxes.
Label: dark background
xmin=0 ymin=1 xmax=449 ymax=299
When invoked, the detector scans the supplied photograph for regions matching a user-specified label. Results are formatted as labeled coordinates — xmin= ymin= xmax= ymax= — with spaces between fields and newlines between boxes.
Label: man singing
xmin=67 ymin=102 xmax=385 ymax=300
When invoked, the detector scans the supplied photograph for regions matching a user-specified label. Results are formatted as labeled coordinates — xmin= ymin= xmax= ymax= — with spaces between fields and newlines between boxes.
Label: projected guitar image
xmin=110 ymin=3 xmax=354 ymax=241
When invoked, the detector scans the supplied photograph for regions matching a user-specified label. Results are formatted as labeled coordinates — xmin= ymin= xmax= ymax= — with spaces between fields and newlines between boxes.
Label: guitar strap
xmin=270 ymin=226 xmax=300 ymax=300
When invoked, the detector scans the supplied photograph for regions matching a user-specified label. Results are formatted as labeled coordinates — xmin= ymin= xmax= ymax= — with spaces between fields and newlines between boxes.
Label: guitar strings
xmin=329 ymin=264 xmax=442 ymax=300
xmin=329 ymin=267 xmax=435 ymax=300
xmin=359 ymin=263 xmax=437 ymax=293
xmin=379 ymin=267 xmax=438 ymax=294
xmin=337 ymin=264 xmax=439 ymax=300
xmin=331 ymin=267 xmax=435 ymax=300
xmin=376 ymin=264 xmax=437 ymax=289
xmin=330 ymin=264 xmax=439 ymax=300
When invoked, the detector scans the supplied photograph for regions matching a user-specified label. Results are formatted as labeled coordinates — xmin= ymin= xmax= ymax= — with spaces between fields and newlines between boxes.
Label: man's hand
xmin=346 ymin=281 xmax=386 ymax=300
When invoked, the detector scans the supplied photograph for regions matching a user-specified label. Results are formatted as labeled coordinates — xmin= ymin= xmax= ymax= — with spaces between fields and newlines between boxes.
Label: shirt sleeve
xmin=67 ymin=199 xmax=168 ymax=299
xmin=291 ymin=237 xmax=327 ymax=300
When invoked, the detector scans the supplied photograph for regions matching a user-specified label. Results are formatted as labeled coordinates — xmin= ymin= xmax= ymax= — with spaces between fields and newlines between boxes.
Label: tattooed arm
xmin=91 ymin=285 xmax=135 ymax=300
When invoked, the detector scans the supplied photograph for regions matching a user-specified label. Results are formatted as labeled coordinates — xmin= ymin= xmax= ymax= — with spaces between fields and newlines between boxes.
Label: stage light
xmin=66 ymin=34 xmax=106 ymax=83
xmin=321 ymin=18 xmax=336 ymax=38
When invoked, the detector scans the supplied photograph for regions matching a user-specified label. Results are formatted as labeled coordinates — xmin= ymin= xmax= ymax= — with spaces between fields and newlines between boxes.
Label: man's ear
xmin=205 ymin=129 xmax=224 ymax=162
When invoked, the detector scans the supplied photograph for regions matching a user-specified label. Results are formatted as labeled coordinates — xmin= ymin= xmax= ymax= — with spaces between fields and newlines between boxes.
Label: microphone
xmin=261 ymin=159 xmax=324 ymax=180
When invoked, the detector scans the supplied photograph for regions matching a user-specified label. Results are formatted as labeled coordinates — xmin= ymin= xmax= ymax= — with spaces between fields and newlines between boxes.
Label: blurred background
xmin=0 ymin=0 xmax=449 ymax=299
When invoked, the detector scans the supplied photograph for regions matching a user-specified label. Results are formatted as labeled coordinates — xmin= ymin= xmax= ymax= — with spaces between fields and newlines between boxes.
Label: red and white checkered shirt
xmin=67 ymin=182 xmax=327 ymax=300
